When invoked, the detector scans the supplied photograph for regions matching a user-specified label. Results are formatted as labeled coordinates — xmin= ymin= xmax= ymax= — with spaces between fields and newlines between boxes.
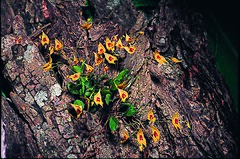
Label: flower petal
xmin=94 ymin=90 xmax=103 ymax=107
xmin=55 ymin=38 xmax=63 ymax=51
xmin=118 ymin=88 xmax=128 ymax=102
xmin=98 ymin=42 xmax=106 ymax=55
xmin=151 ymin=125 xmax=160 ymax=143
xmin=41 ymin=31 xmax=50 ymax=46
xmin=172 ymin=112 xmax=181 ymax=130
xmin=137 ymin=128 xmax=146 ymax=151
xmin=104 ymin=53 xmax=118 ymax=64
xmin=154 ymin=51 xmax=168 ymax=65
xmin=94 ymin=52 xmax=103 ymax=66
xmin=69 ymin=72 xmax=81 ymax=81
xmin=70 ymin=104 xmax=83 ymax=119
xmin=147 ymin=109 xmax=156 ymax=124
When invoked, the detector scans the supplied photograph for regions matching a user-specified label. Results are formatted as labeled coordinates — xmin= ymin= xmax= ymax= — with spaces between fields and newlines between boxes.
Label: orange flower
xmin=85 ymin=63 xmax=94 ymax=73
xmin=119 ymin=125 xmax=129 ymax=144
xmin=41 ymin=31 xmax=49 ymax=46
xmin=94 ymin=90 xmax=103 ymax=107
xmin=125 ymin=33 xmax=134 ymax=44
xmin=73 ymin=55 xmax=79 ymax=65
xmin=154 ymin=51 xmax=168 ymax=65
xmin=137 ymin=128 xmax=146 ymax=151
xmin=94 ymin=52 xmax=103 ymax=66
xmin=104 ymin=66 xmax=109 ymax=73
xmin=70 ymin=104 xmax=83 ymax=119
xmin=118 ymin=88 xmax=128 ymax=102
xmin=55 ymin=38 xmax=63 ymax=51
xmin=113 ymin=34 xmax=118 ymax=41
xmin=117 ymin=81 xmax=128 ymax=89
xmin=115 ymin=39 xmax=124 ymax=49
xmin=124 ymin=46 xmax=136 ymax=54
xmin=105 ymin=37 xmax=115 ymax=52
xmin=98 ymin=42 xmax=106 ymax=55
xmin=81 ymin=21 xmax=92 ymax=30
xmin=104 ymin=53 xmax=118 ymax=64
xmin=171 ymin=57 xmax=182 ymax=63
xmin=172 ymin=112 xmax=181 ymax=131
xmin=150 ymin=125 xmax=160 ymax=143
xmin=147 ymin=109 xmax=156 ymax=124
xmin=69 ymin=72 xmax=81 ymax=81
xmin=42 ymin=57 xmax=52 ymax=71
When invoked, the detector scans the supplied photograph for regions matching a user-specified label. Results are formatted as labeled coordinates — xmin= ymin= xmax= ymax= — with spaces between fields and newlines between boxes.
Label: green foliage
xmin=74 ymin=99 xmax=85 ymax=109
xmin=124 ymin=104 xmax=137 ymax=116
xmin=109 ymin=116 xmax=119 ymax=131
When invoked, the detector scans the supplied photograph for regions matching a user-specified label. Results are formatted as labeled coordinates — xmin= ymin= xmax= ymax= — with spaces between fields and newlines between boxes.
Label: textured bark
xmin=1 ymin=0 xmax=238 ymax=158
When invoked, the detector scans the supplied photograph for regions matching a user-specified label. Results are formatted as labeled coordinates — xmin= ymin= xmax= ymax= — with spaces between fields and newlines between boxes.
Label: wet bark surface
xmin=1 ymin=0 xmax=238 ymax=158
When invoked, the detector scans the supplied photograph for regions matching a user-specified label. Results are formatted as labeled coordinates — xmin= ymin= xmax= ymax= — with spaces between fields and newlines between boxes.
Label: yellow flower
xmin=138 ymin=31 xmax=144 ymax=35
xmin=186 ymin=121 xmax=191 ymax=129
xmin=119 ymin=125 xmax=129 ymax=144
xmin=124 ymin=46 xmax=136 ymax=54
xmin=125 ymin=33 xmax=134 ymax=44
xmin=137 ymin=128 xmax=146 ymax=151
xmin=70 ymin=104 xmax=83 ymax=119
xmin=49 ymin=46 xmax=54 ymax=55
xmin=85 ymin=63 xmax=94 ymax=73
xmin=147 ymin=109 xmax=156 ymax=124
xmin=105 ymin=37 xmax=115 ymax=52
xmin=41 ymin=31 xmax=50 ymax=46
xmin=172 ymin=112 xmax=181 ymax=131
xmin=94 ymin=90 xmax=103 ymax=107
xmin=42 ymin=57 xmax=52 ymax=71
xmin=154 ymin=51 xmax=168 ymax=65
xmin=171 ymin=57 xmax=182 ymax=63
xmin=69 ymin=72 xmax=81 ymax=81
xmin=55 ymin=38 xmax=63 ymax=51
xmin=150 ymin=125 xmax=160 ymax=143
xmin=104 ymin=53 xmax=118 ymax=64
xmin=81 ymin=21 xmax=92 ymax=30
xmin=98 ymin=42 xmax=106 ymax=55
xmin=118 ymin=88 xmax=128 ymax=102
xmin=115 ymin=39 xmax=124 ymax=49
xmin=113 ymin=34 xmax=118 ymax=41
xmin=73 ymin=55 xmax=79 ymax=65
xmin=94 ymin=52 xmax=103 ymax=66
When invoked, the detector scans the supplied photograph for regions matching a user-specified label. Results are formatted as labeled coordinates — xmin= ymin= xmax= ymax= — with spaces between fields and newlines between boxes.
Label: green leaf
xmin=84 ymin=91 xmax=91 ymax=97
xmin=114 ymin=68 xmax=128 ymax=85
xmin=101 ymin=88 xmax=112 ymax=96
xmin=105 ymin=94 xmax=111 ymax=105
xmin=72 ymin=62 xmax=85 ymax=73
xmin=109 ymin=116 xmax=118 ymax=131
xmin=120 ymin=102 xmax=134 ymax=107
xmin=125 ymin=105 xmax=137 ymax=116
xmin=74 ymin=99 xmax=85 ymax=109
xmin=67 ymin=83 xmax=79 ymax=95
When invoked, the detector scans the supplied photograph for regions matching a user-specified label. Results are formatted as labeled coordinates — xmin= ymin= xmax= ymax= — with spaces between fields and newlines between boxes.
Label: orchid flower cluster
xmin=39 ymin=30 xmax=188 ymax=152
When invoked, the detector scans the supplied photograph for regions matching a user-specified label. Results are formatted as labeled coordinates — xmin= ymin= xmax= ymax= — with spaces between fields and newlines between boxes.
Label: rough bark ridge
xmin=1 ymin=0 xmax=238 ymax=158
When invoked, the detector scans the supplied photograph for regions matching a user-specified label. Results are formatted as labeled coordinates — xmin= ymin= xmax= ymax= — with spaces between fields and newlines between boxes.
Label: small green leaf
xmin=67 ymin=83 xmax=79 ymax=95
xmin=74 ymin=99 xmax=85 ymax=109
xmin=114 ymin=68 xmax=128 ymax=84
xmin=109 ymin=116 xmax=119 ymax=131
xmin=105 ymin=94 xmax=111 ymax=105
xmin=84 ymin=91 xmax=91 ymax=97
xmin=72 ymin=62 xmax=85 ymax=73
xmin=101 ymin=88 xmax=112 ymax=96
xmin=125 ymin=105 xmax=137 ymax=116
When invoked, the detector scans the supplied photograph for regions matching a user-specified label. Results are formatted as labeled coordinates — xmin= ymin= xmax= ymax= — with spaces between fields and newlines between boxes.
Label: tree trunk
xmin=1 ymin=0 xmax=238 ymax=158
